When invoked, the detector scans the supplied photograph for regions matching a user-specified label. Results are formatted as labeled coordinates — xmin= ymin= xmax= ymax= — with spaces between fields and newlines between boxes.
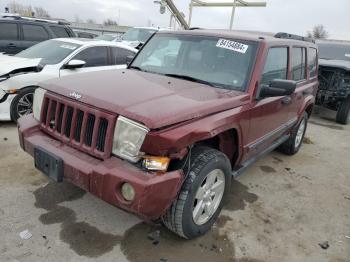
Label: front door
xmin=244 ymin=47 xmax=292 ymax=161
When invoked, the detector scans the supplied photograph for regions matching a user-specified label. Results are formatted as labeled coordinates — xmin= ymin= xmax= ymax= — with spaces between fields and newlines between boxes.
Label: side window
xmin=261 ymin=47 xmax=288 ymax=85
xmin=0 ymin=23 xmax=18 ymax=40
xmin=50 ymin=26 xmax=70 ymax=38
xmin=73 ymin=47 xmax=108 ymax=67
xmin=23 ymin=24 xmax=49 ymax=41
xmin=308 ymin=48 xmax=318 ymax=78
xmin=292 ymin=47 xmax=307 ymax=81
xmin=112 ymin=47 xmax=135 ymax=65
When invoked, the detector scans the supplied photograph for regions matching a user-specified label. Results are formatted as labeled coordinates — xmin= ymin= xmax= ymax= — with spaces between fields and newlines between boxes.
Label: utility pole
xmin=189 ymin=0 xmax=267 ymax=30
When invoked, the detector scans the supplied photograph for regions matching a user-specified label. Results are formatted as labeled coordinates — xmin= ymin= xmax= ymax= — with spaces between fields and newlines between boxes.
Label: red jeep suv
xmin=18 ymin=30 xmax=318 ymax=239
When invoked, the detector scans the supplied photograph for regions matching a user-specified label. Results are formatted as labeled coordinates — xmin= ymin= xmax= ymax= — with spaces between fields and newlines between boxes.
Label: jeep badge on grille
xmin=69 ymin=92 xmax=82 ymax=100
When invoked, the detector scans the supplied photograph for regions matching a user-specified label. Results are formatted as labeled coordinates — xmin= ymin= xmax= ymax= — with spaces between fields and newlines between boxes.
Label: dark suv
xmin=18 ymin=30 xmax=318 ymax=239
xmin=317 ymin=40 xmax=350 ymax=124
xmin=0 ymin=16 xmax=75 ymax=55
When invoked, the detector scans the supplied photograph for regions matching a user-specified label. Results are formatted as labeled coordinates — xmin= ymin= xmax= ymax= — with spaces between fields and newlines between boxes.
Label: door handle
xmin=281 ymin=96 xmax=292 ymax=105
xmin=7 ymin=43 xmax=16 ymax=48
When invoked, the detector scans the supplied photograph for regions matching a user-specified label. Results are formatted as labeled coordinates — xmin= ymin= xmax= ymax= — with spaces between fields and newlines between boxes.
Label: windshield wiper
xmin=164 ymin=74 xmax=217 ymax=87
xmin=129 ymin=65 xmax=143 ymax=71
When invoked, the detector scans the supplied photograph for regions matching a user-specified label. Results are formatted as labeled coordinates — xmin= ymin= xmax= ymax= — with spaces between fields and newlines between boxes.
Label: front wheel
xmin=162 ymin=146 xmax=232 ymax=239
xmin=10 ymin=87 xmax=37 ymax=122
xmin=336 ymin=96 xmax=350 ymax=125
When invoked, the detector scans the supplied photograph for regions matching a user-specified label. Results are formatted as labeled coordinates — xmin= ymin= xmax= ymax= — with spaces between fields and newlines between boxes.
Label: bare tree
xmin=8 ymin=1 xmax=50 ymax=18
xmin=103 ymin=19 xmax=118 ymax=26
xmin=34 ymin=7 xmax=50 ymax=18
xmin=307 ymin=25 xmax=329 ymax=39
xmin=86 ymin=18 xmax=96 ymax=24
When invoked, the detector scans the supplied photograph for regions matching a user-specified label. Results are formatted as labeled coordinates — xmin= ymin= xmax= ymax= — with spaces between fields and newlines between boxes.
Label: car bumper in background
xmin=17 ymin=115 xmax=184 ymax=220
xmin=0 ymin=94 xmax=15 ymax=121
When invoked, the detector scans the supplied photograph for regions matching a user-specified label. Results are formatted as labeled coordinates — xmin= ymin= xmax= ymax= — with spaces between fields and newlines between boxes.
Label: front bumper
xmin=18 ymin=115 xmax=184 ymax=220
xmin=0 ymin=93 xmax=15 ymax=121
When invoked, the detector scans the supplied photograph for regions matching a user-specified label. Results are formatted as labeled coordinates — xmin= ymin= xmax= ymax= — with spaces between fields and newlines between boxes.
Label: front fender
xmin=142 ymin=106 xmax=248 ymax=157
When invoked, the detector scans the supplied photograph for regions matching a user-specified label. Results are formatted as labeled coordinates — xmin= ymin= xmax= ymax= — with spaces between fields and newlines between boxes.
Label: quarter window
xmin=23 ymin=25 xmax=49 ymax=41
xmin=261 ymin=47 xmax=288 ymax=85
xmin=308 ymin=48 xmax=318 ymax=78
xmin=292 ymin=47 xmax=307 ymax=81
xmin=73 ymin=47 xmax=109 ymax=67
xmin=0 ymin=23 xmax=18 ymax=40
xmin=50 ymin=26 xmax=70 ymax=38
xmin=112 ymin=47 xmax=135 ymax=65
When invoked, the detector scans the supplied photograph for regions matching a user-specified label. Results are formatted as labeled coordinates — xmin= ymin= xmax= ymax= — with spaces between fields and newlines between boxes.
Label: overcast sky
xmin=1 ymin=0 xmax=349 ymax=40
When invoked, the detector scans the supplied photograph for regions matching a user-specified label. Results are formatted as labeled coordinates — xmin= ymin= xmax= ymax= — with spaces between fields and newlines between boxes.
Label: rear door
xmin=288 ymin=46 xmax=318 ymax=120
xmin=20 ymin=23 xmax=50 ymax=51
xmin=0 ymin=22 xmax=21 ymax=54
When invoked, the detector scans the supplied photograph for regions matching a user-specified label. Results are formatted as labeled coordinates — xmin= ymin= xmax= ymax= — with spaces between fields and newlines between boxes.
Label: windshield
xmin=96 ymin=34 xmax=118 ymax=41
xmin=318 ymin=42 xmax=350 ymax=61
xmin=15 ymin=40 xmax=81 ymax=65
xmin=130 ymin=34 xmax=258 ymax=91
xmin=122 ymin=28 xmax=157 ymax=42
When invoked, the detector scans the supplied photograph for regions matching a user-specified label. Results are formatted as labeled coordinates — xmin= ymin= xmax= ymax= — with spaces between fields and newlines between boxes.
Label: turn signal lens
xmin=142 ymin=156 xmax=170 ymax=172
xmin=121 ymin=183 xmax=135 ymax=202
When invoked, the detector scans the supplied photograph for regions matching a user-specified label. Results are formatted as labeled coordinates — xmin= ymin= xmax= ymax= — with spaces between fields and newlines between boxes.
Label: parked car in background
xmin=317 ymin=40 xmax=350 ymax=124
xmin=119 ymin=27 xmax=159 ymax=49
xmin=0 ymin=38 xmax=137 ymax=121
xmin=95 ymin=33 xmax=121 ymax=42
xmin=74 ymin=30 xmax=98 ymax=39
xmin=0 ymin=15 xmax=75 ymax=55
xmin=18 ymin=30 xmax=318 ymax=239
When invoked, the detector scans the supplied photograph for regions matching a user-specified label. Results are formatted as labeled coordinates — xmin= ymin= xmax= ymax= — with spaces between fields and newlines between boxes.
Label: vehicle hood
xmin=41 ymin=70 xmax=250 ymax=129
xmin=319 ymin=59 xmax=350 ymax=71
xmin=0 ymin=54 xmax=42 ymax=77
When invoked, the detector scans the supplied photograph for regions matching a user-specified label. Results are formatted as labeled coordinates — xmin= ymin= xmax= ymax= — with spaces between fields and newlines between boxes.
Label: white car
xmin=0 ymin=38 xmax=137 ymax=121
xmin=118 ymin=27 xmax=161 ymax=48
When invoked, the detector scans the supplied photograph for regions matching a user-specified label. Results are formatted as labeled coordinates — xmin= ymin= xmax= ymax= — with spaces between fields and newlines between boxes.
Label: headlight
xmin=33 ymin=88 xmax=46 ymax=121
xmin=112 ymin=116 xmax=149 ymax=162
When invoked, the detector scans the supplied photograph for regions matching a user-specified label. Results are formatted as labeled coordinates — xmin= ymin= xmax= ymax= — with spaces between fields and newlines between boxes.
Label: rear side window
xmin=73 ymin=46 xmax=109 ymax=67
xmin=112 ymin=47 xmax=135 ymax=65
xmin=23 ymin=24 xmax=49 ymax=41
xmin=50 ymin=26 xmax=70 ymax=38
xmin=292 ymin=47 xmax=307 ymax=81
xmin=0 ymin=23 xmax=18 ymax=40
xmin=261 ymin=47 xmax=288 ymax=85
xmin=308 ymin=48 xmax=318 ymax=78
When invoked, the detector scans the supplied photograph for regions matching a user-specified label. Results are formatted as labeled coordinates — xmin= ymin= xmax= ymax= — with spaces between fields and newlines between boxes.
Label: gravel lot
xmin=0 ymin=106 xmax=349 ymax=262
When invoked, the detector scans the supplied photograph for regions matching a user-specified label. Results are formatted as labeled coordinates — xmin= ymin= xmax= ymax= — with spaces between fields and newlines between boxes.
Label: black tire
xmin=278 ymin=112 xmax=308 ymax=156
xmin=162 ymin=146 xmax=232 ymax=239
xmin=10 ymin=87 xmax=37 ymax=122
xmin=336 ymin=96 xmax=350 ymax=125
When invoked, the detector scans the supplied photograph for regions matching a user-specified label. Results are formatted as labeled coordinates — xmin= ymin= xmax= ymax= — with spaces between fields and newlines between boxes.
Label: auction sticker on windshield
xmin=216 ymin=39 xmax=248 ymax=54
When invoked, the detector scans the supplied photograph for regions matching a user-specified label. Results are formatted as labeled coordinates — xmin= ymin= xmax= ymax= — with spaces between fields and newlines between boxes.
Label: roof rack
xmin=274 ymin=32 xmax=315 ymax=43
xmin=0 ymin=14 xmax=70 ymax=25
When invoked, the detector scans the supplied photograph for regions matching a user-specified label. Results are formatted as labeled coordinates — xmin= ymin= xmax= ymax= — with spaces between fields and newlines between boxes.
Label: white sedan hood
xmin=0 ymin=54 xmax=42 ymax=76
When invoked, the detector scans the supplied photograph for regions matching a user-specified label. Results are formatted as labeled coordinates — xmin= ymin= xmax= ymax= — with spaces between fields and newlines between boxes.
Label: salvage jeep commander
xmin=18 ymin=30 xmax=318 ymax=239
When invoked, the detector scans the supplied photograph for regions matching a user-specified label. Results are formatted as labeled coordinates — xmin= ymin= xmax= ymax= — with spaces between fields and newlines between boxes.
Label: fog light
xmin=142 ymin=156 xmax=170 ymax=172
xmin=121 ymin=183 xmax=135 ymax=201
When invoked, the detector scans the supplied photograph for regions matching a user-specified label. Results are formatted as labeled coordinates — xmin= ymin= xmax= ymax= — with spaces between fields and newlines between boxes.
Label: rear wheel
xmin=162 ymin=146 xmax=231 ymax=239
xmin=10 ymin=87 xmax=37 ymax=122
xmin=278 ymin=112 xmax=308 ymax=155
xmin=336 ymin=96 xmax=350 ymax=125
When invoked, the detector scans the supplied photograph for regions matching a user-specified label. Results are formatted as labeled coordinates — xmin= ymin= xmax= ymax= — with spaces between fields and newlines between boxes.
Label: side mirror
xmin=126 ymin=55 xmax=135 ymax=65
xmin=259 ymin=79 xmax=297 ymax=99
xmin=65 ymin=59 xmax=86 ymax=69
